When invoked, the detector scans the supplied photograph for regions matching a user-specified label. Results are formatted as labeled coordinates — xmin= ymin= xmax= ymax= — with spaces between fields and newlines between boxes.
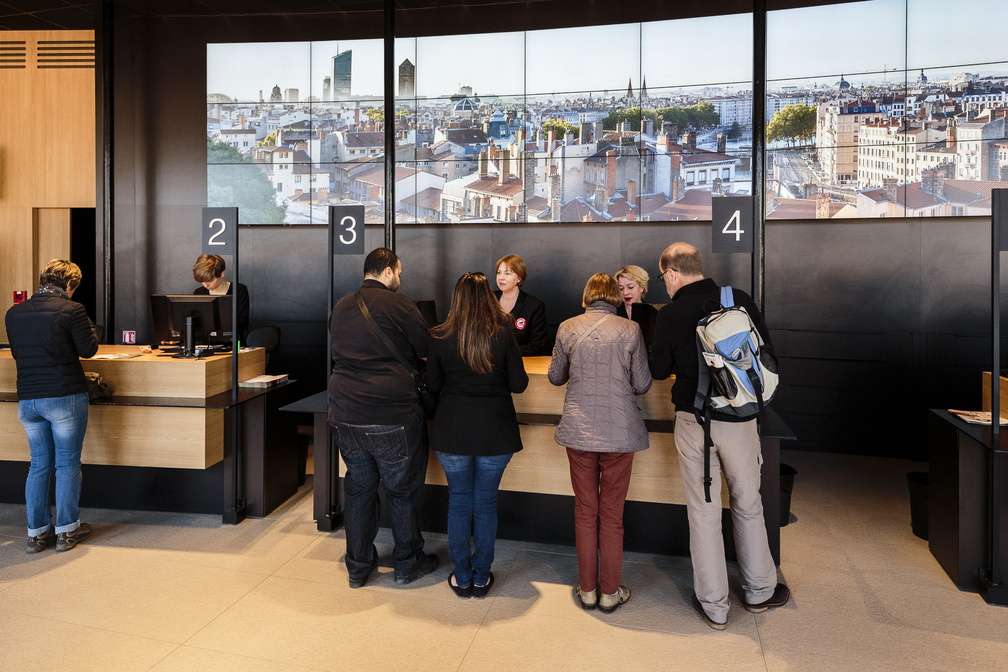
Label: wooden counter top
xmin=0 ymin=344 xmax=265 ymax=398
xmin=0 ymin=345 xmax=266 ymax=469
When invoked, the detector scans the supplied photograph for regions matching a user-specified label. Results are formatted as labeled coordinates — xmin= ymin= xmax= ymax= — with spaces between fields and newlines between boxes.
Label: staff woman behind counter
xmin=493 ymin=254 xmax=550 ymax=355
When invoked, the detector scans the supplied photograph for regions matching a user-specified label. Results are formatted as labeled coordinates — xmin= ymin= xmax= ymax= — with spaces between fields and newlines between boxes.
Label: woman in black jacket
xmin=493 ymin=254 xmax=550 ymax=355
xmin=192 ymin=254 xmax=250 ymax=342
xmin=5 ymin=260 xmax=99 ymax=554
xmin=427 ymin=272 xmax=529 ymax=598
xmin=614 ymin=264 xmax=658 ymax=349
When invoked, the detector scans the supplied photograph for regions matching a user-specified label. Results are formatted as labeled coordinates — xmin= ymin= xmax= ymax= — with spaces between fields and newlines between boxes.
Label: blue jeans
xmin=436 ymin=451 xmax=512 ymax=587
xmin=18 ymin=392 xmax=89 ymax=536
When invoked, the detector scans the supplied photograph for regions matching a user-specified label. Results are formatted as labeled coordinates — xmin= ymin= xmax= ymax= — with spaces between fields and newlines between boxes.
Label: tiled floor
xmin=1 ymin=450 xmax=1006 ymax=672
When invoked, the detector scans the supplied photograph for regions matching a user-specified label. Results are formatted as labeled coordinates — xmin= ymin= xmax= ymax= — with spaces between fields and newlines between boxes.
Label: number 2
xmin=207 ymin=218 xmax=227 ymax=246
xmin=722 ymin=210 xmax=743 ymax=242
xmin=339 ymin=215 xmax=357 ymax=245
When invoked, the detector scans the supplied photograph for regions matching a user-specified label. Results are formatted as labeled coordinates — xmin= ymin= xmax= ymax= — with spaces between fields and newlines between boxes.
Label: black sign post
xmin=712 ymin=195 xmax=754 ymax=254
xmin=202 ymin=207 xmax=244 ymax=525
xmin=982 ymin=188 xmax=1008 ymax=605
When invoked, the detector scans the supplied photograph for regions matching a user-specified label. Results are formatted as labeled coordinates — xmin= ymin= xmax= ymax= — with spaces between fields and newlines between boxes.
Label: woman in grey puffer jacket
xmin=548 ymin=273 xmax=651 ymax=614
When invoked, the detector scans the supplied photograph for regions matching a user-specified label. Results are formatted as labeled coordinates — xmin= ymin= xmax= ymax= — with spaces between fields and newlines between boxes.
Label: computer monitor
xmin=150 ymin=294 xmax=233 ymax=356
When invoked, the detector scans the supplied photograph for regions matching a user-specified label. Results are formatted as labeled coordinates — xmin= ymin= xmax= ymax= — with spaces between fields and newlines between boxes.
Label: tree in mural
xmin=207 ymin=140 xmax=287 ymax=224
xmin=766 ymin=104 xmax=817 ymax=147
xmin=542 ymin=118 xmax=579 ymax=139
xmin=604 ymin=102 xmax=719 ymax=133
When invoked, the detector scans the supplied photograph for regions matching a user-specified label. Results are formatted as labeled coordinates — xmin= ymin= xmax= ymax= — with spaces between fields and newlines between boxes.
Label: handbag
xmin=84 ymin=371 xmax=111 ymax=401
xmin=355 ymin=291 xmax=438 ymax=417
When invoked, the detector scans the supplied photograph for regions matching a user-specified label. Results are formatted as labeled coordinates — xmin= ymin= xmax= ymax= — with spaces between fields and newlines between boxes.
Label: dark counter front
xmin=291 ymin=356 xmax=795 ymax=563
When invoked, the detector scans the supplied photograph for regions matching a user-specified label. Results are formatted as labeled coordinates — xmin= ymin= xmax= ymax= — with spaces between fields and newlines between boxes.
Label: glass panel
xmin=207 ymin=41 xmax=310 ymax=105
xmin=767 ymin=0 xmax=906 ymax=82
xmin=526 ymin=23 xmax=640 ymax=98
xmin=642 ymin=14 xmax=752 ymax=89
xmin=310 ymin=39 xmax=384 ymax=102
xmin=908 ymin=0 xmax=1008 ymax=71
xmin=207 ymin=162 xmax=294 ymax=225
xmin=417 ymin=31 xmax=524 ymax=99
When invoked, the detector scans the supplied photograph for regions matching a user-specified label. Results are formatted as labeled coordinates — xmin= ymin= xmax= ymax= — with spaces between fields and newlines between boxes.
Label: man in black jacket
xmin=6 ymin=260 xmax=99 ymax=554
xmin=328 ymin=248 xmax=438 ymax=588
xmin=649 ymin=242 xmax=789 ymax=629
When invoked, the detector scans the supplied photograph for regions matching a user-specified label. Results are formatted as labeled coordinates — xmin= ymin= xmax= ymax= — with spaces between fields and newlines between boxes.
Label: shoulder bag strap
xmin=572 ymin=313 xmax=613 ymax=352
xmin=355 ymin=291 xmax=419 ymax=378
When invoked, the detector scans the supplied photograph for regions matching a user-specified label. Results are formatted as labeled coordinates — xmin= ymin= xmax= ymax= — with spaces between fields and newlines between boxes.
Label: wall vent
xmin=0 ymin=41 xmax=27 ymax=70
xmin=37 ymin=40 xmax=95 ymax=69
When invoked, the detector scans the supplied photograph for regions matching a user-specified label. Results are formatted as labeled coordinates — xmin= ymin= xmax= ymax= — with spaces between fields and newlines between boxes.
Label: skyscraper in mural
xmin=398 ymin=58 xmax=415 ymax=98
xmin=322 ymin=76 xmax=332 ymax=100
xmin=332 ymin=50 xmax=352 ymax=97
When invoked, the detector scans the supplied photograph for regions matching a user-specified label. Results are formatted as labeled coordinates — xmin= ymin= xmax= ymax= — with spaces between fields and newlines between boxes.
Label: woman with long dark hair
xmin=427 ymin=272 xmax=529 ymax=598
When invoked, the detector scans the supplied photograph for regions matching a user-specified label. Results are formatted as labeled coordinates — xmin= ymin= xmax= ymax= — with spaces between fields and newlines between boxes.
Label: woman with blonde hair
xmin=5 ymin=260 xmax=98 ymax=553
xmin=614 ymin=264 xmax=657 ymax=348
xmin=549 ymin=273 xmax=651 ymax=613
xmin=427 ymin=272 xmax=529 ymax=598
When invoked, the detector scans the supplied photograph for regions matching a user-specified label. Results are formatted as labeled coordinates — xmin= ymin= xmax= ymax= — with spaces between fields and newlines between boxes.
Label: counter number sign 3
xmin=330 ymin=205 xmax=365 ymax=256
xmin=712 ymin=196 xmax=753 ymax=254
xmin=202 ymin=207 xmax=237 ymax=255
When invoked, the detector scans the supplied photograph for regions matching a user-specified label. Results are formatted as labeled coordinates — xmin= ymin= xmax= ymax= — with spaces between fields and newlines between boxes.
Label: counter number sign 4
xmin=330 ymin=205 xmax=365 ymax=256
xmin=202 ymin=207 xmax=237 ymax=255
xmin=712 ymin=196 xmax=753 ymax=254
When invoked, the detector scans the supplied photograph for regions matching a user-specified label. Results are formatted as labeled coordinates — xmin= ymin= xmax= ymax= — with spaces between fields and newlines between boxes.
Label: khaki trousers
xmin=674 ymin=411 xmax=776 ymax=621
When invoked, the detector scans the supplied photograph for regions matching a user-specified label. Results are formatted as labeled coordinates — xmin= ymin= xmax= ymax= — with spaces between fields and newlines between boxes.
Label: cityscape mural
xmin=206 ymin=1 xmax=1008 ymax=224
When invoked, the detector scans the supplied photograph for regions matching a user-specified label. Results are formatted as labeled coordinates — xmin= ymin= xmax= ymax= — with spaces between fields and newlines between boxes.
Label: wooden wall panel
xmin=33 ymin=208 xmax=72 ymax=283
xmin=0 ymin=30 xmax=95 ymax=341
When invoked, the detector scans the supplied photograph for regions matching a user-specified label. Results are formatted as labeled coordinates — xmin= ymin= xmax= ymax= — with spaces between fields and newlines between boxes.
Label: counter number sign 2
xmin=712 ymin=196 xmax=753 ymax=254
xmin=202 ymin=207 xmax=237 ymax=255
xmin=330 ymin=205 xmax=365 ymax=255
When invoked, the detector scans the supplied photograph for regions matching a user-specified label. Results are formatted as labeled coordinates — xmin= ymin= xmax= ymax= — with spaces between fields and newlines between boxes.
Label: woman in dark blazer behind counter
xmin=493 ymin=254 xmax=550 ymax=355
xmin=427 ymin=272 xmax=529 ymax=598
xmin=615 ymin=264 xmax=658 ymax=349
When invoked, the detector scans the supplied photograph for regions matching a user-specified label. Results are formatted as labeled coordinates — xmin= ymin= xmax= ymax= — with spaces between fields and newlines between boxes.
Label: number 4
xmin=722 ymin=210 xmax=743 ymax=242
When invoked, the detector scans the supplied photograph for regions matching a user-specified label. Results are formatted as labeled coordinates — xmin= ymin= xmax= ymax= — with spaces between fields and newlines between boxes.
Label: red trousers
xmin=565 ymin=448 xmax=634 ymax=595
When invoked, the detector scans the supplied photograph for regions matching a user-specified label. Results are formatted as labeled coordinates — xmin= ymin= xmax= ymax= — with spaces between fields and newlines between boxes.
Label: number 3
xmin=722 ymin=210 xmax=743 ymax=242
xmin=339 ymin=215 xmax=357 ymax=245
xmin=207 ymin=218 xmax=227 ymax=246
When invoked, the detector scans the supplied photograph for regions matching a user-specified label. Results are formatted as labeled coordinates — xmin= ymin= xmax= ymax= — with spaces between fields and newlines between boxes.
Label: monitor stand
xmin=172 ymin=314 xmax=198 ymax=359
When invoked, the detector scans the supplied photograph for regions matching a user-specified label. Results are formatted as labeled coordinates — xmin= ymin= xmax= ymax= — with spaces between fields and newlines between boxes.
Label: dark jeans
xmin=436 ymin=451 xmax=512 ymax=587
xmin=334 ymin=410 xmax=428 ymax=579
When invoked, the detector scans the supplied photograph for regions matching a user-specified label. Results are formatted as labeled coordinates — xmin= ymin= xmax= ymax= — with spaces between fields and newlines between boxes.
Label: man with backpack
xmin=649 ymin=242 xmax=789 ymax=630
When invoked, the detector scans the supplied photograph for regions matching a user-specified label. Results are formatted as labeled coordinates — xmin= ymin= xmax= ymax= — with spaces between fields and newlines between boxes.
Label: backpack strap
xmin=573 ymin=313 xmax=613 ymax=351
xmin=719 ymin=285 xmax=734 ymax=309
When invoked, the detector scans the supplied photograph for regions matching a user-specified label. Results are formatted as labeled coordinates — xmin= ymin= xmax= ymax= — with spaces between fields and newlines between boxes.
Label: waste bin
xmin=906 ymin=471 xmax=928 ymax=540
xmin=780 ymin=463 xmax=798 ymax=527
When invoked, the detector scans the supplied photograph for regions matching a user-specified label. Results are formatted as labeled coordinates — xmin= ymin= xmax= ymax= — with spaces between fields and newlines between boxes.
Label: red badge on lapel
xmin=515 ymin=317 xmax=527 ymax=331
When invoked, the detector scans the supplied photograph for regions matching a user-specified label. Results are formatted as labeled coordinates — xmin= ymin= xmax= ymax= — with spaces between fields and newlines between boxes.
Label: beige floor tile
xmin=188 ymin=575 xmax=490 ymax=672
xmin=0 ymin=544 xmax=266 ymax=643
xmin=460 ymin=607 xmax=766 ymax=672
xmin=94 ymin=513 xmax=321 ymax=576
xmin=150 ymin=646 xmax=326 ymax=672
xmin=0 ymin=611 xmax=176 ymax=672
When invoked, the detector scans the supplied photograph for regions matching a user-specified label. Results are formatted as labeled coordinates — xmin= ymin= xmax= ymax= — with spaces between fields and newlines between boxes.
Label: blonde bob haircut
xmin=613 ymin=264 xmax=649 ymax=296
xmin=581 ymin=273 xmax=621 ymax=308
xmin=494 ymin=254 xmax=527 ymax=285
xmin=39 ymin=259 xmax=82 ymax=292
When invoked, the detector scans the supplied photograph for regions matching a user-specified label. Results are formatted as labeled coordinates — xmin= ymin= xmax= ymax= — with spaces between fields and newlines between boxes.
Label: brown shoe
xmin=744 ymin=583 xmax=791 ymax=613
xmin=56 ymin=523 xmax=91 ymax=552
xmin=25 ymin=530 xmax=52 ymax=554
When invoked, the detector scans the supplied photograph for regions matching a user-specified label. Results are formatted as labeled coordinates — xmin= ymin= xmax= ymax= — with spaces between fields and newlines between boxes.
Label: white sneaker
xmin=598 ymin=585 xmax=632 ymax=613
xmin=574 ymin=584 xmax=598 ymax=610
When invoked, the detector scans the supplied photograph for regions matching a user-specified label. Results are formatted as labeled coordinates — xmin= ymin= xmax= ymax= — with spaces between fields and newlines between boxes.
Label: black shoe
xmin=56 ymin=523 xmax=91 ymax=552
xmin=472 ymin=572 xmax=494 ymax=598
xmin=744 ymin=583 xmax=791 ymax=613
xmin=394 ymin=553 xmax=439 ymax=585
xmin=448 ymin=573 xmax=473 ymax=598
xmin=348 ymin=558 xmax=379 ymax=589
xmin=692 ymin=595 xmax=728 ymax=631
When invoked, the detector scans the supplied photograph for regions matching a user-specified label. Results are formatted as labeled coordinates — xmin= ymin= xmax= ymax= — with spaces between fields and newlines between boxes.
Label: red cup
xmin=12 ymin=290 xmax=28 ymax=304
